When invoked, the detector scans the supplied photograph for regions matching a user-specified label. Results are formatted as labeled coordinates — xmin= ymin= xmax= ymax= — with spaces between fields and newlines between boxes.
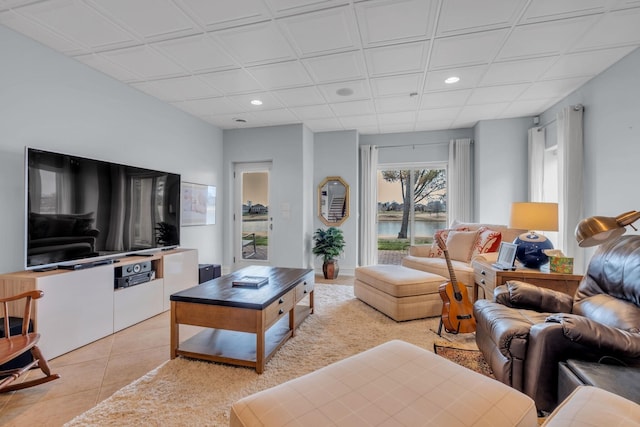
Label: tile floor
xmin=0 ymin=274 xmax=353 ymax=427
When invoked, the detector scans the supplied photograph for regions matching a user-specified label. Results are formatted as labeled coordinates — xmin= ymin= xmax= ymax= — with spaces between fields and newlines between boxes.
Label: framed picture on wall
xmin=181 ymin=182 xmax=216 ymax=226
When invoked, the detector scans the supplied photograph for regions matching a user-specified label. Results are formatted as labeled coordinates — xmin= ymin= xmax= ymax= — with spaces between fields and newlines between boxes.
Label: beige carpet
xmin=65 ymin=284 xmax=479 ymax=427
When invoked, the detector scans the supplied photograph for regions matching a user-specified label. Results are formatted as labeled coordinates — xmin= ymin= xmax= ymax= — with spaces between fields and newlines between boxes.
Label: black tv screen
xmin=26 ymin=148 xmax=181 ymax=269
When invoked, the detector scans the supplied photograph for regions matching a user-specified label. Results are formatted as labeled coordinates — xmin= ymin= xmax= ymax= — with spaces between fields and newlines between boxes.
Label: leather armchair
xmin=474 ymin=235 xmax=640 ymax=413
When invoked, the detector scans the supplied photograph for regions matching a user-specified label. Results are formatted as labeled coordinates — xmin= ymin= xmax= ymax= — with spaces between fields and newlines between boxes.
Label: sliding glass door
xmin=377 ymin=165 xmax=447 ymax=264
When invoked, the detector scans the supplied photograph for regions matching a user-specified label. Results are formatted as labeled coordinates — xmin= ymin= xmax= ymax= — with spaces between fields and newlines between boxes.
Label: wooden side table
xmin=472 ymin=259 xmax=583 ymax=300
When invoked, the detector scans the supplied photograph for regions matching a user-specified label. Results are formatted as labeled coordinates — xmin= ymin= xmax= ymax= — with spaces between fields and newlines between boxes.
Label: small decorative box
xmin=550 ymin=256 xmax=574 ymax=274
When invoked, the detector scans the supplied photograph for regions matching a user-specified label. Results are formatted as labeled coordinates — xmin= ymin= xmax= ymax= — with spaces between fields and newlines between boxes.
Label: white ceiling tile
xmin=290 ymin=104 xmax=335 ymax=119
xmin=355 ymin=126 xmax=380 ymax=135
xmin=214 ymin=21 xmax=296 ymax=66
xmin=248 ymin=61 xmax=313 ymax=90
xmin=339 ymin=114 xmax=378 ymax=128
xmin=88 ymin=0 xmax=196 ymax=40
xmin=430 ymin=29 xmax=508 ymax=69
xmin=417 ymin=107 xmax=460 ymax=121
xmin=303 ymin=117 xmax=344 ymax=131
xmin=205 ymin=112 xmax=257 ymax=129
xmin=542 ymin=46 xmax=636 ymax=79
xmin=499 ymin=98 xmax=555 ymax=118
xmin=302 ymin=51 xmax=366 ymax=83
xmin=371 ymin=74 xmax=423 ymax=97
xmin=425 ymin=65 xmax=487 ymax=91
xmin=265 ymin=0 xmax=346 ymax=16
xmin=437 ymin=0 xmax=527 ymax=36
xmin=519 ymin=76 xmax=590 ymax=100
xmin=414 ymin=119 xmax=455 ymax=131
xmin=74 ymin=53 xmax=142 ymax=82
xmin=0 ymin=10 xmax=85 ymax=54
xmin=249 ymin=108 xmax=300 ymax=125
xmin=176 ymin=97 xmax=244 ymax=116
xmin=467 ymin=83 xmax=530 ymax=104
xmin=480 ymin=57 xmax=557 ymax=85
xmin=355 ymin=0 xmax=436 ymax=46
xmin=279 ymin=6 xmax=360 ymax=56
xmin=374 ymin=95 xmax=419 ymax=113
xmin=377 ymin=111 xmax=416 ymax=125
xmin=227 ymin=92 xmax=285 ymax=111
xmin=365 ymin=41 xmax=429 ymax=77
xmin=152 ymin=34 xmax=237 ymax=73
xmin=273 ymin=86 xmax=326 ymax=107
xmin=612 ymin=0 xmax=640 ymax=9
xmin=16 ymin=0 xmax=136 ymax=50
xmin=497 ymin=16 xmax=597 ymax=61
xmin=520 ymin=0 xmax=615 ymax=24
xmin=420 ymin=89 xmax=471 ymax=108
xmin=378 ymin=122 xmax=415 ymax=133
xmin=571 ymin=8 xmax=640 ymax=51
xmin=318 ymin=80 xmax=371 ymax=103
xmin=456 ymin=102 xmax=510 ymax=122
xmin=101 ymin=45 xmax=186 ymax=79
xmin=331 ymin=99 xmax=376 ymax=116
xmin=131 ymin=76 xmax=220 ymax=101
xmin=199 ymin=69 xmax=263 ymax=94
xmin=177 ymin=0 xmax=270 ymax=29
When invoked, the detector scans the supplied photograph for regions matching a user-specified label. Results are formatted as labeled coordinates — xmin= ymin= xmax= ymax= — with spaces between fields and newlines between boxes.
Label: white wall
xmin=313 ymin=131 xmax=359 ymax=275
xmin=223 ymin=124 xmax=310 ymax=270
xmin=0 ymin=25 xmax=224 ymax=274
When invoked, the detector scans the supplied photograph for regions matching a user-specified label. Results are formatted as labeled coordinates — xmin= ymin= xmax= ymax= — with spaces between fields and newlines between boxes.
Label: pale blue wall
xmin=0 ymin=25 xmax=224 ymax=274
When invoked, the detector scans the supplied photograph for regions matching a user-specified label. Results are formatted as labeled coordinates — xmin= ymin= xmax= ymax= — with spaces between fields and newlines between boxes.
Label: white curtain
xmin=360 ymin=145 xmax=378 ymax=266
xmin=528 ymin=127 xmax=545 ymax=202
xmin=448 ymin=138 xmax=473 ymax=223
xmin=557 ymin=105 xmax=584 ymax=273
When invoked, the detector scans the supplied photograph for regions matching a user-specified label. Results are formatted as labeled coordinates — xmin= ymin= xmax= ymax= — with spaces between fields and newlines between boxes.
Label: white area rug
xmin=66 ymin=284 xmax=475 ymax=426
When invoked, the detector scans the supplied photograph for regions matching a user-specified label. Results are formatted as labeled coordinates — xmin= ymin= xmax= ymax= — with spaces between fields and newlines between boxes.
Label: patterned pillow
xmin=446 ymin=229 xmax=482 ymax=262
xmin=430 ymin=227 xmax=470 ymax=258
xmin=472 ymin=226 xmax=502 ymax=257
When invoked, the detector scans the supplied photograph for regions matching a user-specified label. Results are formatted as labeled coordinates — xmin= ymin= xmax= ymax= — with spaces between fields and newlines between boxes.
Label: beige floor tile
xmin=109 ymin=324 xmax=169 ymax=356
xmin=50 ymin=335 xmax=114 ymax=368
xmin=101 ymin=344 xmax=169 ymax=389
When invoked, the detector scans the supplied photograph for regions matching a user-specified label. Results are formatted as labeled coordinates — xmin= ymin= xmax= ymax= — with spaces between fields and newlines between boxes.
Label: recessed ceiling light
xmin=445 ymin=76 xmax=460 ymax=84
xmin=336 ymin=87 xmax=354 ymax=96
xmin=250 ymin=99 xmax=262 ymax=106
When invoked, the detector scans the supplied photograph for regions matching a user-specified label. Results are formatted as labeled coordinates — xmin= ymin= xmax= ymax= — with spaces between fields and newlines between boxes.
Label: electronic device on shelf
xmin=25 ymin=148 xmax=181 ymax=270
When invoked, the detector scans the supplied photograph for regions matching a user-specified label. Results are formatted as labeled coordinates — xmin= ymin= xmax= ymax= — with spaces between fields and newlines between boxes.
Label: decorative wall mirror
xmin=318 ymin=176 xmax=349 ymax=226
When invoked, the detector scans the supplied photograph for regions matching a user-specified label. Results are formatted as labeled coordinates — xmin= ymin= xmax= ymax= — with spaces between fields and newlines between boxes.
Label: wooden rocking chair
xmin=0 ymin=290 xmax=59 ymax=393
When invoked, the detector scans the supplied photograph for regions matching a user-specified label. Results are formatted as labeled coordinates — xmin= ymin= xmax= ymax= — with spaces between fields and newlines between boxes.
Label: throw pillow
xmin=446 ymin=229 xmax=481 ymax=262
xmin=472 ymin=226 xmax=502 ymax=257
xmin=430 ymin=227 xmax=469 ymax=258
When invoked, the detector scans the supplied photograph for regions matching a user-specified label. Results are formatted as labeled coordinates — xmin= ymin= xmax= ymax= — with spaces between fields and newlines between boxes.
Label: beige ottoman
xmin=230 ymin=340 xmax=538 ymax=427
xmin=354 ymin=265 xmax=447 ymax=321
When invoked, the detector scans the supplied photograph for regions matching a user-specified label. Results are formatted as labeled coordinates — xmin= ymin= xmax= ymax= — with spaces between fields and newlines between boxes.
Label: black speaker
xmin=199 ymin=264 xmax=221 ymax=284
xmin=115 ymin=261 xmax=152 ymax=278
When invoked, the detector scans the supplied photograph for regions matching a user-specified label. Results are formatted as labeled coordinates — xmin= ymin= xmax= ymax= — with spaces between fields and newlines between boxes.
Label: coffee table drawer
xmin=265 ymin=289 xmax=294 ymax=327
xmin=295 ymin=276 xmax=314 ymax=301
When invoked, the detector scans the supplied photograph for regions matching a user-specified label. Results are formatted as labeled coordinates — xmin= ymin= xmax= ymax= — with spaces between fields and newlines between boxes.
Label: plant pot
xmin=322 ymin=259 xmax=340 ymax=280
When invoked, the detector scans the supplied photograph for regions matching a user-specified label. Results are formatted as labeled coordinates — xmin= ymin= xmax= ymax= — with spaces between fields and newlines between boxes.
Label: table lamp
xmin=510 ymin=202 xmax=559 ymax=268
xmin=575 ymin=210 xmax=640 ymax=247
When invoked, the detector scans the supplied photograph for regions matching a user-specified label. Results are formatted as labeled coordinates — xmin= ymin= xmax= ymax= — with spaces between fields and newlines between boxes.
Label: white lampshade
xmin=510 ymin=202 xmax=559 ymax=231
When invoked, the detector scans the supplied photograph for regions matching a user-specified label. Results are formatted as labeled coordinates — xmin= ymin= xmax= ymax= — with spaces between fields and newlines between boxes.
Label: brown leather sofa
xmin=474 ymin=235 xmax=640 ymax=413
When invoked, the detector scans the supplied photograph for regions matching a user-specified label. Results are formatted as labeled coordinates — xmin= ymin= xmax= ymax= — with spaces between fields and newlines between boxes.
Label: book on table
xmin=232 ymin=276 xmax=269 ymax=288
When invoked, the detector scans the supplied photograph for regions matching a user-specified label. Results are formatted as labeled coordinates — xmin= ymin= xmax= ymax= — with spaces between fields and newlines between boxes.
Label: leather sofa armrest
xmin=495 ymin=281 xmax=573 ymax=313
xmin=408 ymin=245 xmax=435 ymax=257
xmin=546 ymin=313 xmax=640 ymax=358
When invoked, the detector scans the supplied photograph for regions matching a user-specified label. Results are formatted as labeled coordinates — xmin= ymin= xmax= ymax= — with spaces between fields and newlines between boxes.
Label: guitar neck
xmin=442 ymin=248 xmax=461 ymax=293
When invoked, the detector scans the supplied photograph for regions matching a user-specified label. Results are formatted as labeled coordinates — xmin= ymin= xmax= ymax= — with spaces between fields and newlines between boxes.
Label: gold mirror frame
xmin=318 ymin=176 xmax=349 ymax=227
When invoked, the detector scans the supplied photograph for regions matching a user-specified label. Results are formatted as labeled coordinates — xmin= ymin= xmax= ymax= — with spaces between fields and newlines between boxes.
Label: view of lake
xmin=377 ymin=220 xmax=446 ymax=237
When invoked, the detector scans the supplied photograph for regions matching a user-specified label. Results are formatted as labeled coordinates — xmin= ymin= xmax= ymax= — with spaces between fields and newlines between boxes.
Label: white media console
xmin=0 ymin=248 xmax=198 ymax=359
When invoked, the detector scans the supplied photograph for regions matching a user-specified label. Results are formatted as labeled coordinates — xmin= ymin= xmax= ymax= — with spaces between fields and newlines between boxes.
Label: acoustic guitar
xmin=435 ymin=234 xmax=476 ymax=335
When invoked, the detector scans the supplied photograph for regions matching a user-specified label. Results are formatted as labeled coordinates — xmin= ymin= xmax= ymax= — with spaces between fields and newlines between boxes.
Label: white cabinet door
xmin=113 ymin=279 xmax=164 ymax=331
xmin=37 ymin=265 xmax=114 ymax=358
xmin=163 ymin=250 xmax=198 ymax=311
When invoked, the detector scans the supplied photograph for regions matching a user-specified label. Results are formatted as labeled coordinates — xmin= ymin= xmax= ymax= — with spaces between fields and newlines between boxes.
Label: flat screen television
xmin=25 ymin=148 xmax=181 ymax=269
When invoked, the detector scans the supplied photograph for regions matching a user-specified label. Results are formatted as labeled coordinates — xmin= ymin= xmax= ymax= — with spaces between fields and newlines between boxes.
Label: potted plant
xmin=312 ymin=227 xmax=345 ymax=279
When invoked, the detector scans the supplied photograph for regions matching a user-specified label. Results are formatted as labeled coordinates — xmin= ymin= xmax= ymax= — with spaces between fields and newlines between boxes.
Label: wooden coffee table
xmin=170 ymin=266 xmax=314 ymax=373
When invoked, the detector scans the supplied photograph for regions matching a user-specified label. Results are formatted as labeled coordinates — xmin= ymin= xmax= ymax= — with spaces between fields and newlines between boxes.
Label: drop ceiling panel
xmin=415 ymin=119 xmax=455 ymax=131
xmin=520 ymin=0 xmax=615 ymax=24
xmin=227 ymin=92 xmax=285 ymax=111
xmin=214 ymin=21 xmax=296 ymax=66
xmin=467 ymin=83 xmax=530 ymax=105
xmin=16 ymin=0 xmax=136 ymax=50
xmin=425 ymin=65 xmax=487 ymax=91
xmin=279 ymin=6 xmax=360 ymax=56
xmin=0 ymin=10 xmax=84 ymax=54
xmin=304 ymin=117 xmax=343 ymax=131
xmin=417 ymin=107 xmax=461 ymax=121
xmin=89 ymin=0 xmax=196 ymax=41
xmin=249 ymin=108 xmax=299 ymax=125
xmin=542 ymin=46 xmax=636 ymax=79
xmin=248 ymin=61 xmax=313 ymax=90
xmin=437 ymin=0 xmax=526 ymax=36
xmin=303 ymin=51 xmax=366 ymax=84
xmin=199 ymin=69 xmax=264 ymax=95
xmin=570 ymin=8 xmax=640 ymax=51
xmin=177 ymin=0 xmax=270 ymax=30
xmin=177 ymin=96 xmax=244 ymax=116
xmin=339 ymin=114 xmax=378 ymax=128
xmin=355 ymin=0 xmax=436 ymax=47
xmin=152 ymin=34 xmax=237 ymax=73
xmin=290 ymin=104 xmax=335 ymax=119
xmin=330 ymin=99 xmax=376 ymax=116
xmin=365 ymin=41 xmax=429 ymax=77
xmin=499 ymin=98 xmax=555 ymax=118
xmin=375 ymin=95 xmax=419 ymax=113
xmin=131 ymin=76 xmax=221 ymax=102
xmin=519 ymin=76 xmax=590 ymax=100
xmin=100 ymin=45 xmax=186 ymax=79
xmin=421 ymin=90 xmax=471 ymax=109
xmin=430 ymin=29 xmax=508 ymax=69
xmin=455 ymin=102 xmax=510 ymax=123
xmin=480 ymin=57 xmax=557 ymax=85
xmin=497 ymin=16 xmax=597 ymax=61
xmin=273 ymin=86 xmax=326 ymax=107
xmin=319 ymin=79 xmax=371 ymax=103
xmin=265 ymin=0 xmax=346 ymax=16
xmin=75 ymin=53 xmax=142 ymax=82
xmin=371 ymin=74 xmax=423 ymax=97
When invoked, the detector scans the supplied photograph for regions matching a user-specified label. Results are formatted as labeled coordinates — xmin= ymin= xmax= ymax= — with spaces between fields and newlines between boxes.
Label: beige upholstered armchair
xmin=401 ymin=221 xmax=524 ymax=300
